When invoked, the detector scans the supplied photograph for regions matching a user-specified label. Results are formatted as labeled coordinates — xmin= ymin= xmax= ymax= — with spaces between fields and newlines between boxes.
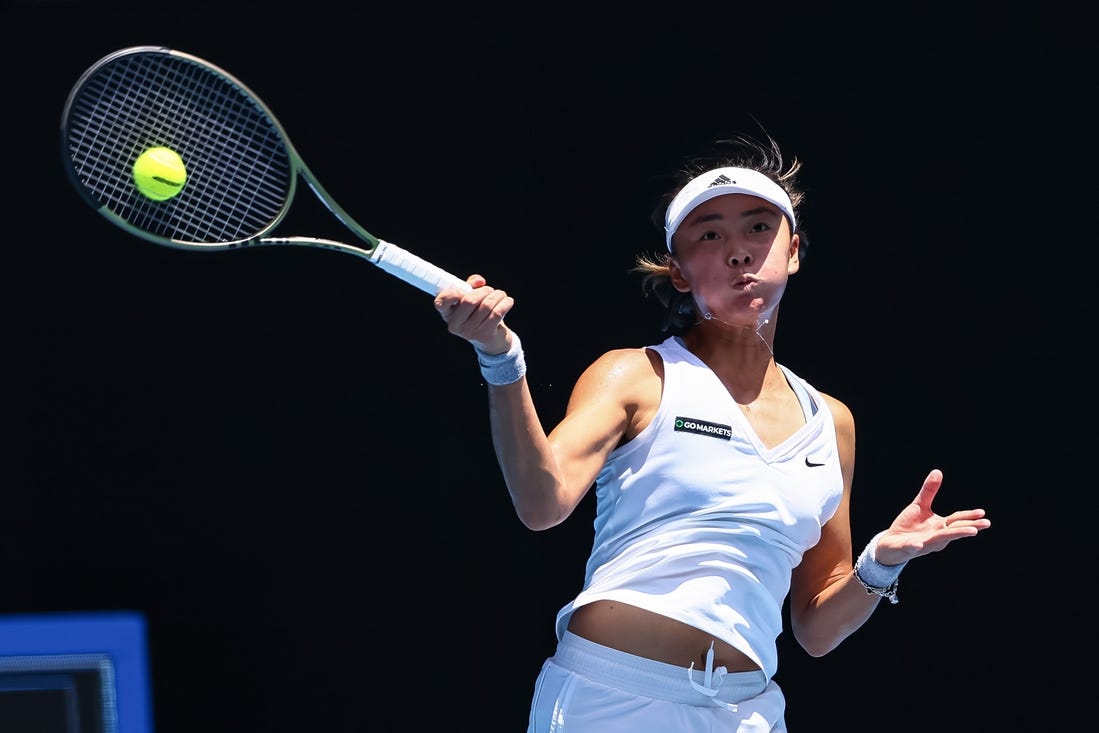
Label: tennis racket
xmin=60 ymin=45 xmax=469 ymax=296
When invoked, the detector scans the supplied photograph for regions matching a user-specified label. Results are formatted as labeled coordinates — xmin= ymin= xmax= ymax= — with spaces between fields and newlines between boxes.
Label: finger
xmin=434 ymin=284 xmax=465 ymax=310
xmin=944 ymin=508 xmax=988 ymax=523
xmin=912 ymin=468 xmax=944 ymax=510
xmin=437 ymin=275 xmax=488 ymax=309
xmin=480 ymin=289 xmax=514 ymax=319
xmin=434 ymin=295 xmax=463 ymax=320
xmin=465 ymin=298 xmax=511 ymax=335
xmin=943 ymin=509 xmax=991 ymax=532
xmin=928 ymin=524 xmax=988 ymax=550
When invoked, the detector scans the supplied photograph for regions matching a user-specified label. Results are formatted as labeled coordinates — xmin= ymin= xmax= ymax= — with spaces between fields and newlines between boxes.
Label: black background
xmin=2 ymin=1 xmax=1092 ymax=731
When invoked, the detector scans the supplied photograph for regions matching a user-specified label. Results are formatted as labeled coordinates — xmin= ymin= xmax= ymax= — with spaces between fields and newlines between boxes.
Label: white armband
xmin=853 ymin=531 xmax=908 ymax=605
xmin=473 ymin=332 xmax=526 ymax=386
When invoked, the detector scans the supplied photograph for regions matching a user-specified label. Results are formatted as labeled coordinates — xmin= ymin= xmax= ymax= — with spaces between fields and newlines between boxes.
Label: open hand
xmin=873 ymin=469 xmax=991 ymax=565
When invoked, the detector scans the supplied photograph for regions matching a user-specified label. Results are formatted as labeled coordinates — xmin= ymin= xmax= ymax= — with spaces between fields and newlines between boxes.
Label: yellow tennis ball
xmin=132 ymin=146 xmax=187 ymax=201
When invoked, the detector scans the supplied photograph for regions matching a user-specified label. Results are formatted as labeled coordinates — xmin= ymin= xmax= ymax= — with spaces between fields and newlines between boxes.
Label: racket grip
xmin=369 ymin=240 xmax=471 ymax=295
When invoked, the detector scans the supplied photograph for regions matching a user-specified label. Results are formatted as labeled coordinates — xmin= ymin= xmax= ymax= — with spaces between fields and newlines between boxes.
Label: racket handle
xmin=369 ymin=240 xmax=471 ymax=295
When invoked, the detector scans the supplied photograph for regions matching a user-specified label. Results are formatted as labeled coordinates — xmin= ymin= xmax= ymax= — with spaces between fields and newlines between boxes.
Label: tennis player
xmin=434 ymin=133 xmax=991 ymax=732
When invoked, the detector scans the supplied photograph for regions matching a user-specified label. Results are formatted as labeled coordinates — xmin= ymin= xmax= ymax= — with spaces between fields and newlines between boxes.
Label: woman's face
xmin=669 ymin=193 xmax=800 ymax=328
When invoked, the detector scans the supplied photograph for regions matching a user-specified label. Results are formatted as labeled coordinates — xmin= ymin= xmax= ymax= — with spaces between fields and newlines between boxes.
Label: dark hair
xmin=634 ymin=132 xmax=809 ymax=335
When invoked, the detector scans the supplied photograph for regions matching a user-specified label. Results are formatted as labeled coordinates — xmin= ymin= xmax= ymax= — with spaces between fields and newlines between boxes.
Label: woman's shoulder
xmin=593 ymin=336 xmax=681 ymax=372
xmin=586 ymin=345 xmax=664 ymax=379
xmin=818 ymin=390 xmax=855 ymax=435
xmin=573 ymin=346 xmax=664 ymax=402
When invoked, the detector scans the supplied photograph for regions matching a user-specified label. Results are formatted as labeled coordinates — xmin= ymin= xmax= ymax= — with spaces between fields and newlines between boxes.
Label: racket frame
xmin=61 ymin=45 xmax=468 ymax=295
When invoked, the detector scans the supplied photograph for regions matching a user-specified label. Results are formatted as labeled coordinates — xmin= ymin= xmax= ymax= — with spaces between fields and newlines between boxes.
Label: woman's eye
xmin=750 ymin=221 xmax=772 ymax=233
xmin=700 ymin=230 xmax=721 ymax=241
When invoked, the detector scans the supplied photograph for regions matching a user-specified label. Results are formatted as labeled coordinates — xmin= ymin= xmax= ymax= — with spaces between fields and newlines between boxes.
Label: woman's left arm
xmin=788 ymin=396 xmax=991 ymax=657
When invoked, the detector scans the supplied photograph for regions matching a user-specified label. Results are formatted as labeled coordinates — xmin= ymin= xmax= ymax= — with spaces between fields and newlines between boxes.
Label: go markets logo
xmin=674 ymin=416 xmax=732 ymax=441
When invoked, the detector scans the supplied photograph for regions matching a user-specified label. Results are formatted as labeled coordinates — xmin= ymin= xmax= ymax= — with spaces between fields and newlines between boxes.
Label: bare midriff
xmin=566 ymin=599 xmax=760 ymax=673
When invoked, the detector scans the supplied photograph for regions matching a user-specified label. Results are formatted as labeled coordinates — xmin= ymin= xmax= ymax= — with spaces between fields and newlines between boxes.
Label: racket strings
xmin=64 ymin=49 xmax=294 ymax=245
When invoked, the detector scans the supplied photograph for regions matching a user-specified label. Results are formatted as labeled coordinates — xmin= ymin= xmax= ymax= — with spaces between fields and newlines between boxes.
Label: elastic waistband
xmin=551 ymin=631 xmax=768 ymax=706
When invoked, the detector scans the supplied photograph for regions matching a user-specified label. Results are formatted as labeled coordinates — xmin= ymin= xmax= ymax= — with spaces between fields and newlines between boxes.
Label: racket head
xmin=61 ymin=46 xmax=298 ymax=250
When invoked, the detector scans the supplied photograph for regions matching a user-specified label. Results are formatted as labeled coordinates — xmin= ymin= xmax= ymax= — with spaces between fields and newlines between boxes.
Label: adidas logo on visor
xmin=707 ymin=174 xmax=733 ymax=188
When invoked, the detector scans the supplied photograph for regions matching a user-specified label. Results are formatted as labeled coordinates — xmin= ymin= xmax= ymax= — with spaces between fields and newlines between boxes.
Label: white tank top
xmin=554 ymin=336 xmax=844 ymax=679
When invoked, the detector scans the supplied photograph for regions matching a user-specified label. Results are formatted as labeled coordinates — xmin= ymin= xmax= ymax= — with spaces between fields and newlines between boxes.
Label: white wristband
xmin=853 ymin=531 xmax=908 ymax=604
xmin=473 ymin=332 xmax=526 ymax=386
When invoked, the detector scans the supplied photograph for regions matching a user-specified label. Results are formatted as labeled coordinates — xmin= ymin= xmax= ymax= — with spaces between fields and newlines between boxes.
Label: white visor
xmin=664 ymin=167 xmax=795 ymax=251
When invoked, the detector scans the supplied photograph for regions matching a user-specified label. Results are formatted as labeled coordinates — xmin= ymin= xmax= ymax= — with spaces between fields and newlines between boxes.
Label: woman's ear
xmin=788 ymin=234 xmax=801 ymax=275
xmin=668 ymin=257 xmax=692 ymax=292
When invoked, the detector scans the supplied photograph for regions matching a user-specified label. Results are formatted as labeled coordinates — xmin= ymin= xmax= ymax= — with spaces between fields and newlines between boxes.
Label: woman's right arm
xmin=435 ymin=275 xmax=643 ymax=530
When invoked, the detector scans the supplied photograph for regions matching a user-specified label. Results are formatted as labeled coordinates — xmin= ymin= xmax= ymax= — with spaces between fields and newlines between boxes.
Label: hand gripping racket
xmin=61 ymin=45 xmax=469 ymax=295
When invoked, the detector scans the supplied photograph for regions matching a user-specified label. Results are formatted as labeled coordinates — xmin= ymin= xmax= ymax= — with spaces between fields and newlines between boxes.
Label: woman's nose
xmin=727 ymin=254 xmax=752 ymax=267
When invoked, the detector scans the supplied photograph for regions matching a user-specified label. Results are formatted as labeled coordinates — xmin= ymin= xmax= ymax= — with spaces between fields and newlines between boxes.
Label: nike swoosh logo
xmin=805 ymin=457 xmax=826 ymax=467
